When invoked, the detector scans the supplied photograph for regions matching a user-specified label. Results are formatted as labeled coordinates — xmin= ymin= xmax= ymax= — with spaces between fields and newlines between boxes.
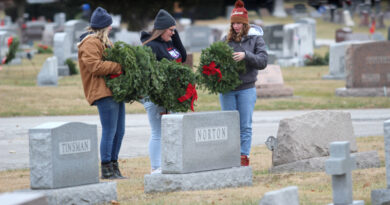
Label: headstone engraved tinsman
xmin=325 ymin=141 xmax=364 ymax=205
xmin=25 ymin=122 xmax=117 ymax=205
xmin=144 ymin=111 xmax=252 ymax=193
xmin=29 ymin=122 xmax=99 ymax=189
xmin=336 ymin=41 xmax=390 ymax=96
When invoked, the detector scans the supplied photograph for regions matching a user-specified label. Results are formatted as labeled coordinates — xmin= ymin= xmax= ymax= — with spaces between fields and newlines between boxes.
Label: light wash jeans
xmin=142 ymin=99 xmax=166 ymax=170
xmin=95 ymin=97 xmax=125 ymax=163
xmin=219 ymin=87 xmax=257 ymax=156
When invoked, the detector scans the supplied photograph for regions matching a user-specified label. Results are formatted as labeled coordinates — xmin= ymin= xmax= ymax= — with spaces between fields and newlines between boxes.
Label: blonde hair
xmin=87 ymin=26 xmax=113 ymax=47
xmin=227 ymin=23 xmax=250 ymax=42
xmin=142 ymin=29 xmax=165 ymax=45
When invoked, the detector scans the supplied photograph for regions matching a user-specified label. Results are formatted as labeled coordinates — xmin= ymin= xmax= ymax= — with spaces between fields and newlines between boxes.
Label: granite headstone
xmin=37 ymin=56 xmax=58 ymax=86
xmin=29 ymin=122 xmax=99 ymax=189
xmin=345 ymin=41 xmax=390 ymax=88
xmin=161 ymin=111 xmax=240 ymax=174
xmin=255 ymin=64 xmax=293 ymax=98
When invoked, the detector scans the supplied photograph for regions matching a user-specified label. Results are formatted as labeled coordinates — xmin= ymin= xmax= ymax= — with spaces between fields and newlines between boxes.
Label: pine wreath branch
xmin=196 ymin=41 xmax=245 ymax=94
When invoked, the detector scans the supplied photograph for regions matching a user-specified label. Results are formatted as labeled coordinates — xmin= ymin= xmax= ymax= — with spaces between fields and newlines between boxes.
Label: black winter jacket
xmin=223 ymin=25 xmax=268 ymax=91
xmin=140 ymin=30 xmax=187 ymax=62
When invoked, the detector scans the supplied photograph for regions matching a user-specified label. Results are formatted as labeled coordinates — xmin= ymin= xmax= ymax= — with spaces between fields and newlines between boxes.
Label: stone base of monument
xmin=322 ymin=74 xmax=345 ymax=80
xmin=371 ymin=189 xmax=390 ymax=205
xmin=0 ymin=192 xmax=48 ymax=205
xmin=335 ymin=87 xmax=390 ymax=97
xmin=58 ymin=65 xmax=69 ymax=76
xmin=270 ymin=151 xmax=380 ymax=173
xmin=277 ymin=58 xmax=304 ymax=67
xmin=144 ymin=166 xmax=252 ymax=193
xmin=328 ymin=201 xmax=364 ymax=205
xmin=256 ymin=86 xmax=294 ymax=98
xmin=17 ymin=182 xmax=117 ymax=205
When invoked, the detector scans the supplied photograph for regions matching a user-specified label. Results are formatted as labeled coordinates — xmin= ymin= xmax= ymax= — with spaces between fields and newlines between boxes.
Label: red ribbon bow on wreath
xmin=178 ymin=83 xmax=198 ymax=112
xmin=110 ymin=71 xmax=122 ymax=79
xmin=7 ymin=36 xmax=13 ymax=47
xmin=2 ymin=36 xmax=13 ymax=64
xmin=202 ymin=61 xmax=222 ymax=82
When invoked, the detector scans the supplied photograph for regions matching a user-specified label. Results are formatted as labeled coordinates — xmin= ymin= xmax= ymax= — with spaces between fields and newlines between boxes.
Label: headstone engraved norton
xmin=144 ymin=111 xmax=252 ymax=193
xmin=325 ymin=141 xmax=364 ymax=205
xmin=371 ymin=120 xmax=390 ymax=205
xmin=24 ymin=122 xmax=117 ymax=205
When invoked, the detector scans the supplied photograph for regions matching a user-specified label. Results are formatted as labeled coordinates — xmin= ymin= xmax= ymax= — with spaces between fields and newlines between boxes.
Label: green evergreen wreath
xmin=104 ymin=41 xmax=158 ymax=103
xmin=2 ymin=36 xmax=19 ymax=64
xmin=197 ymin=41 xmax=245 ymax=94
xmin=148 ymin=58 xmax=197 ymax=112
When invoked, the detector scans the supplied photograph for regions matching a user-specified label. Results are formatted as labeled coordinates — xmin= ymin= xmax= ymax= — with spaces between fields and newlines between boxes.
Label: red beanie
xmin=230 ymin=0 xmax=248 ymax=24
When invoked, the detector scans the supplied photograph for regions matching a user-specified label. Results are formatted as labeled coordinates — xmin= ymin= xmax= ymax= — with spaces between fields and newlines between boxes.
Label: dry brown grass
xmin=0 ymin=136 xmax=385 ymax=204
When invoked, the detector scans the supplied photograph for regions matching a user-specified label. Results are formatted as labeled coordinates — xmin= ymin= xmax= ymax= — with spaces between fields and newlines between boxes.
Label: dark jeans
xmin=95 ymin=97 xmax=125 ymax=163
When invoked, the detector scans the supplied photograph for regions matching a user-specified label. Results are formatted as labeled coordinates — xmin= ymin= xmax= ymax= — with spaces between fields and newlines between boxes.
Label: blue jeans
xmin=95 ymin=97 xmax=125 ymax=164
xmin=142 ymin=100 xmax=166 ymax=170
xmin=219 ymin=87 xmax=256 ymax=156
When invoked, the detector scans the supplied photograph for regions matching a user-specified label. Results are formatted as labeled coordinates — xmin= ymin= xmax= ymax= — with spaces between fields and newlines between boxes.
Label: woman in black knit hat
xmin=140 ymin=9 xmax=187 ymax=174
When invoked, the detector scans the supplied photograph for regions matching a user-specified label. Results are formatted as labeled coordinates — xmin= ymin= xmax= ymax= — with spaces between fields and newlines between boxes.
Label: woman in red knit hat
xmin=221 ymin=0 xmax=268 ymax=166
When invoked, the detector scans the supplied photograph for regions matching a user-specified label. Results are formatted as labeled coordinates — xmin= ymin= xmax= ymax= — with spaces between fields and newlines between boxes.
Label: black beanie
xmin=153 ymin=9 xmax=176 ymax=30
xmin=90 ymin=7 xmax=112 ymax=29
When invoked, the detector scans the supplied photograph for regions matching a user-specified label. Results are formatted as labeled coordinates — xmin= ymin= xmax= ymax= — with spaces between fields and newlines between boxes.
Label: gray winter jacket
xmin=223 ymin=25 xmax=268 ymax=91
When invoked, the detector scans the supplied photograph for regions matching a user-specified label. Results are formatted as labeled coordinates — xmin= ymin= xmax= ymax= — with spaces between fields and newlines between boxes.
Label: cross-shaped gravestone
xmin=371 ymin=120 xmax=390 ymax=205
xmin=325 ymin=141 xmax=364 ymax=205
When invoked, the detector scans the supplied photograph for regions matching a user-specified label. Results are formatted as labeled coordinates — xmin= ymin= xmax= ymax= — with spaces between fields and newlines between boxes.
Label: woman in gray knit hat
xmin=140 ymin=9 xmax=187 ymax=174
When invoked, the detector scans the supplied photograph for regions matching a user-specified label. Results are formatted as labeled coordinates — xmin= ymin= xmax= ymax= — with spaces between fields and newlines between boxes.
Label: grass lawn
xmin=1 ymin=52 xmax=390 ymax=117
